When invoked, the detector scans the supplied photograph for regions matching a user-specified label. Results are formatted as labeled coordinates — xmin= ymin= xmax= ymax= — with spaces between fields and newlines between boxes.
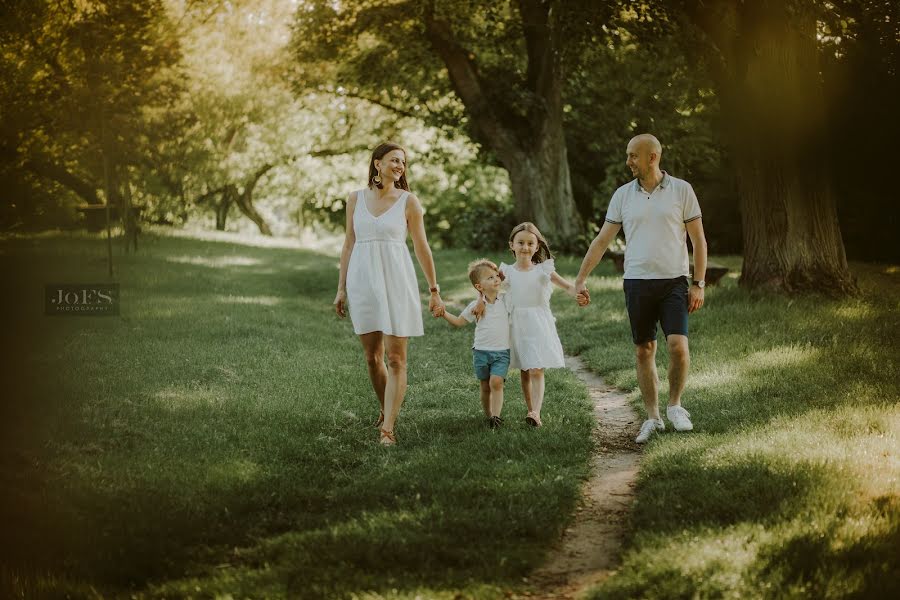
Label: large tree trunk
xmin=423 ymin=0 xmax=584 ymax=245
xmin=687 ymin=1 xmax=855 ymax=294
xmin=506 ymin=133 xmax=580 ymax=242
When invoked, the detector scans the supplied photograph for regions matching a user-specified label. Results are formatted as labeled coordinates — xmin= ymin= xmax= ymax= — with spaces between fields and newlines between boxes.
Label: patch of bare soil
xmin=523 ymin=355 xmax=642 ymax=600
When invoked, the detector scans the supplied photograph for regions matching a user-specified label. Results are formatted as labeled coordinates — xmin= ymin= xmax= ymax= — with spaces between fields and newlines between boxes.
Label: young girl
xmin=478 ymin=222 xmax=588 ymax=426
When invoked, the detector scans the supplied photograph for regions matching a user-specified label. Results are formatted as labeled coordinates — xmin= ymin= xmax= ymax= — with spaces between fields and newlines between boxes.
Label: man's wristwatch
xmin=692 ymin=279 xmax=706 ymax=289
xmin=430 ymin=284 xmax=440 ymax=294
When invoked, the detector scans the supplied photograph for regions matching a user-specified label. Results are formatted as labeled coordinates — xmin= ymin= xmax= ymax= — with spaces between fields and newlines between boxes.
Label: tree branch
xmin=336 ymin=90 xmax=421 ymax=121
xmin=422 ymin=1 xmax=520 ymax=159
xmin=519 ymin=0 xmax=554 ymax=99
xmin=24 ymin=158 xmax=101 ymax=204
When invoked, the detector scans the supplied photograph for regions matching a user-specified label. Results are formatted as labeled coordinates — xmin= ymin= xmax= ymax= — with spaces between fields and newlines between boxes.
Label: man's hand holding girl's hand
xmin=574 ymin=281 xmax=590 ymax=308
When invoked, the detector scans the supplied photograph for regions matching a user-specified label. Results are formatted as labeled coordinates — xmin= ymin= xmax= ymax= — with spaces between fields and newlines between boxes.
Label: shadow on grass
xmin=0 ymin=234 xmax=595 ymax=599
xmin=557 ymin=261 xmax=900 ymax=599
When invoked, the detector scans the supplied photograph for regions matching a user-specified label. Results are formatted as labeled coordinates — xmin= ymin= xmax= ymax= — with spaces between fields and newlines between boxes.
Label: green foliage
xmin=0 ymin=0 xmax=183 ymax=227
xmin=562 ymin=14 xmax=741 ymax=251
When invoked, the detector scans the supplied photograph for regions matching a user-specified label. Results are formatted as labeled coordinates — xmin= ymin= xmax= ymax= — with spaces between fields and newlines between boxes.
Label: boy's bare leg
xmin=480 ymin=380 xmax=491 ymax=417
xmin=489 ymin=375 xmax=504 ymax=417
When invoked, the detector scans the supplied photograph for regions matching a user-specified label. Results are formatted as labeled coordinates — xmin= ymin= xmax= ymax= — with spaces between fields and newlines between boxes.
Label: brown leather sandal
xmin=374 ymin=410 xmax=384 ymax=428
xmin=379 ymin=428 xmax=396 ymax=446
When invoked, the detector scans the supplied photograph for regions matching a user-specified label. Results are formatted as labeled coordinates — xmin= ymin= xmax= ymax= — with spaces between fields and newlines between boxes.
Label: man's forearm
xmin=576 ymin=229 xmax=616 ymax=284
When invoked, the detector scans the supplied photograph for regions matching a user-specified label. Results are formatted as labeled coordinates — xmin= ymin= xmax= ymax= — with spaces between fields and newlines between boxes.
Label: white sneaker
xmin=667 ymin=405 xmax=694 ymax=432
xmin=635 ymin=418 xmax=665 ymax=443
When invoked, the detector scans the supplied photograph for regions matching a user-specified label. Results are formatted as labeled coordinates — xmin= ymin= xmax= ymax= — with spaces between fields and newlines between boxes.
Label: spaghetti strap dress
xmin=346 ymin=189 xmax=424 ymax=337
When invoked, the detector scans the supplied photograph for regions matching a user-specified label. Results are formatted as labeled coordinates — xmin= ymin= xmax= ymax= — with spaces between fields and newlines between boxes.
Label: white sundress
xmin=346 ymin=189 xmax=424 ymax=337
xmin=500 ymin=259 xmax=566 ymax=370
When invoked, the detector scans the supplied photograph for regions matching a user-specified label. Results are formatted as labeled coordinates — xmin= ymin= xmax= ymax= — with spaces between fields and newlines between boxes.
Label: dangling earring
xmin=373 ymin=173 xmax=383 ymax=188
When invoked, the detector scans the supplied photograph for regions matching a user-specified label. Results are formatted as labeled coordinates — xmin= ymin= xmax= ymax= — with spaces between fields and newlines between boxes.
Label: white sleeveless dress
xmin=500 ymin=260 xmax=565 ymax=370
xmin=346 ymin=189 xmax=424 ymax=337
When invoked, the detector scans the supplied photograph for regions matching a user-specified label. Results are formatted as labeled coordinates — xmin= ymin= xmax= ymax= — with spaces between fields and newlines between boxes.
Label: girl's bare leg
xmin=520 ymin=369 xmax=533 ymax=412
xmin=529 ymin=368 xmax=545 ymax=417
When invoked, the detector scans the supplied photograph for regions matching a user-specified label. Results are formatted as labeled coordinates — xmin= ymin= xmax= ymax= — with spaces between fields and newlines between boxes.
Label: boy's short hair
xmin=467 ymin=259 xmax=499 ymax=287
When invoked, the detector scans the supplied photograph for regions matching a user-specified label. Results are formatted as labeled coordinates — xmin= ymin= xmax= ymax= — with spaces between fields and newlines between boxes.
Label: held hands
xmin=429 ymin=292 xmax=445 ymax=318
xmin=333 ymin=289 xmax=347 ymax=318
xmin=688 ymin=285 xmax=705 ymax=313
xmin=574 ymin=281 xmax=591 ymax=307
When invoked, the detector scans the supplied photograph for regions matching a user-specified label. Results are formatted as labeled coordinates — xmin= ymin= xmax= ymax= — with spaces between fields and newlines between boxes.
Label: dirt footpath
xmin=525 ymin=355 xmax=642 ymax=599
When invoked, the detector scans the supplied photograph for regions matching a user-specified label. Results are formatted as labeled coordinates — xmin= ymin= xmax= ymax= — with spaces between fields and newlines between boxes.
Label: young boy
xmin=441 ymin=259 xmax=510 ymax=429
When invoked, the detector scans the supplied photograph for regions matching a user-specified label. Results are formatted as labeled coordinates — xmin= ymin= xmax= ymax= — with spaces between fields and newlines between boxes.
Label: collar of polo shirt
xmin=635 ymin=170 xmax=670 ymax=193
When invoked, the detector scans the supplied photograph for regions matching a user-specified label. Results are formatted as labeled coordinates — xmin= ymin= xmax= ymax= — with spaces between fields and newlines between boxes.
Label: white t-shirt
xmin=460 ymin=295 xmax=510 ymax=351
xmin=605 ymin=172 xmax=702 ymax=279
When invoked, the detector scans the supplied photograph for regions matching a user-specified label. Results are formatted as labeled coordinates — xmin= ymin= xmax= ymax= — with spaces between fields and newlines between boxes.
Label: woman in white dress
xmin=333 ymin=143 xmax=444 ymax=446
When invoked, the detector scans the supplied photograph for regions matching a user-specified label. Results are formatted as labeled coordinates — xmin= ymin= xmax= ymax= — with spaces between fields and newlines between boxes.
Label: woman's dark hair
xmin=509 ymin=222 xmax=554 ymax=264
xmin=368 ymin=142 xmax=409 ymax=191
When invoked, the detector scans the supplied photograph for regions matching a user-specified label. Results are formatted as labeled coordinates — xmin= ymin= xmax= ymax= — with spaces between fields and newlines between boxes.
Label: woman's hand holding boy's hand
xmin=429 ymin=293 xmax=445 ymax=318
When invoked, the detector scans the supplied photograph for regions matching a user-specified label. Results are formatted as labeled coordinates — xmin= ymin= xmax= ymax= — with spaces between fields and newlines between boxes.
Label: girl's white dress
xmin=346 ymin=189 xmax=424 ymax=337
xmin=499 ymin=259 xmax=566 ymax=370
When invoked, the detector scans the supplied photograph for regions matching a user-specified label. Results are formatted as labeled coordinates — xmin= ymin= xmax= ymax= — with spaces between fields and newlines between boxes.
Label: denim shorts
xmin=623 ymin=277 xmax=690 ymax=344
xmin=473 ymin=349 xmax=510 ymax=381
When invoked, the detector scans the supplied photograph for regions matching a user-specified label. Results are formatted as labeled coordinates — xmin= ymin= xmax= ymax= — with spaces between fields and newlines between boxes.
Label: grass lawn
xmin=0 ymin=232 xmax=594 ymax=599
xmin=549 ymin=255 xmax=900 ymax=599
xmin=1 ymin=230 xmax=897 ymax=598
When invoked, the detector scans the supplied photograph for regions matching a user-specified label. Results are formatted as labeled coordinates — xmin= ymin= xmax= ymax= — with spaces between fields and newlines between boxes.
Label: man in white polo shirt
xmin=574 ymin=134 xmax=708 ymax=443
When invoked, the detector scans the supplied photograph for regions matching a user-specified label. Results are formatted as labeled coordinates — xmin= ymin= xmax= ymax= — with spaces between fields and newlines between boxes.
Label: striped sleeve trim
xmin=605 ymin=218 xmax=622 ymax=224
xmin=683 ymin=215 xmax=702 ymax=223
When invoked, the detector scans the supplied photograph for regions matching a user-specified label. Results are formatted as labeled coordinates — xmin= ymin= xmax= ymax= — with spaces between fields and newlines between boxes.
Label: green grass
xmin=2 ymin=232 xmax=897 ymax=598
xmin=0 ymin=232 xmax=593 ymax=599
xmin=549 ymin=255 xmax=900 ymax=599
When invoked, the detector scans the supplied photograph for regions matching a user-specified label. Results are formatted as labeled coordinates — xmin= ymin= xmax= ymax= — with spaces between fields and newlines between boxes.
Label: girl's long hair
xmin=509 ymin=222 xmax=554 ymax=264
xmin=367 ymin=142 xmax=409 ymax=191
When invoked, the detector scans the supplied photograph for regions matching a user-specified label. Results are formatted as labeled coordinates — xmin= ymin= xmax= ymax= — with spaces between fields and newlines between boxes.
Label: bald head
xmin=626 ymin=134 xmax=663 ymax=181
xmin=628 ymin=134 xmax=662 ymax=158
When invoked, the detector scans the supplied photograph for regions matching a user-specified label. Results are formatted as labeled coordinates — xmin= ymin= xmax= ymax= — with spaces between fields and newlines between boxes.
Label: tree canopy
xmin=1 ymin=0 xmax=896 ymax=290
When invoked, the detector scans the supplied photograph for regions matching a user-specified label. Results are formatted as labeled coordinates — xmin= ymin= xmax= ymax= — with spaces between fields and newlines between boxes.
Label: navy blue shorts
xmin=473 ymin=349 xmax=510 ymax=381
xmin=623 ymin=277 xmax=690 ymax=344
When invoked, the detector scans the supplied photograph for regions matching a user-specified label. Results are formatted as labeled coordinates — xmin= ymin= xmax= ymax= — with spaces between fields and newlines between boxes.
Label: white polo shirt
xmin=460 ymin=295 xmax=510 ymax=351
xmin=605 ymin=172 xmax=702 ymax=279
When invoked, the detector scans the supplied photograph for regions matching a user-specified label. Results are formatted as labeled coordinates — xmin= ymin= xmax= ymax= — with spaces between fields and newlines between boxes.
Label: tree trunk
xmin=506 ymin=132 xmax=580 ymax=243
xmin=234 ymin=185 xmax=273 ymax=236
xmin=688 ymin=1 xmax=855 ymax=294
xmin=423 ymin=0 xmax=584 ymax=245
xmin=233 ymin=164 xmax=274 ymax=236
xmin=121 ymin=178 xmax=139 ymax=253
xmin=215 ymin=189 xmax=232 ymax=231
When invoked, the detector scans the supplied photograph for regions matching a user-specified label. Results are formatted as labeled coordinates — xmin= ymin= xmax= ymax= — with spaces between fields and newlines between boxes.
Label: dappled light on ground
xmin=166 ymin=254 xmax=265 ymax=268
